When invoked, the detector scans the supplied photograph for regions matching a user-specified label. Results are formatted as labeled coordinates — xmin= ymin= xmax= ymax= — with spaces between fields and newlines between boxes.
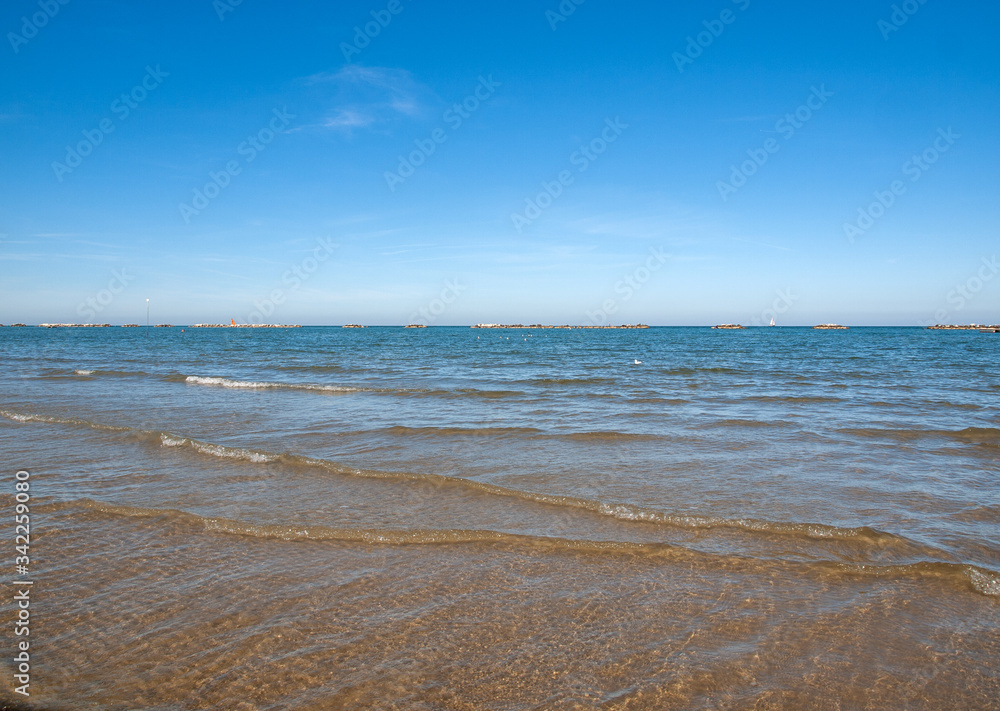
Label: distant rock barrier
xmin=37 ymin=323 xmax=113 ymax=328
xmin=191 ymin=324 xmax=301 ymax=328
xmin=471 ymin=324 xmax=649 ymax=329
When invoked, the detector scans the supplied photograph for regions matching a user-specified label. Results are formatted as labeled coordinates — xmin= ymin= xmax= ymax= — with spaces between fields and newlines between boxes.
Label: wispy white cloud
xmin=561 ymin=206 xmax=707 ymax=244
xmin=0 ymin=252 xmax=120 ymax=261
xmin=196 ymin=267 xmax=255 ymax=281
xmin=379 ymin=242 xmax=437 ymax=256
xmin=306 ymin=66 xmax=438 ymax=134
xmin=20 ymin=235 xmax=124 ymax=249
xmin=324 ymin=108 xmax=375 ymax=130
xmin=73 ymin=239 xmax=123 ymax=249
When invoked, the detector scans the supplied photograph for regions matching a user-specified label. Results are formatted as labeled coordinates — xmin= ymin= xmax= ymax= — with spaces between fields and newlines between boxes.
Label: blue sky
xmin=1 ymin=0 xmax=998 ymax=326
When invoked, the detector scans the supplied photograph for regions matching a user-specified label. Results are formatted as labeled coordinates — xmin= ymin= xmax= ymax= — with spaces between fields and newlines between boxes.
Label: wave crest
xmin=41 ymin=498 xmax=1000 ymax=597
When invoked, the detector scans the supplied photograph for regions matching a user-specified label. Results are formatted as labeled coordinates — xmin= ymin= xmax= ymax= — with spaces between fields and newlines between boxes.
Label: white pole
xmin=146 ymin=298 xmax=150 ymax=337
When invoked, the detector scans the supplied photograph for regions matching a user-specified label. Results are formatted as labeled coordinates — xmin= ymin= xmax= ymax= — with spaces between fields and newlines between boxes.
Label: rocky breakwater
xmin=927 ymin=324 xmax=1000 ymax=331
xmin=191 ymin=323 xmax=301 ymax=328
xmin=37 ymin=323 xmax=112 ymax=328
xmin=472 ymin=324 xmax=649 ymax=329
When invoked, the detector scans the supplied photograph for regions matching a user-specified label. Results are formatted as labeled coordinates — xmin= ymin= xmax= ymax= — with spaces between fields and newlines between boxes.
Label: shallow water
xmin=1 ymin=326 xmax=998 ymax=709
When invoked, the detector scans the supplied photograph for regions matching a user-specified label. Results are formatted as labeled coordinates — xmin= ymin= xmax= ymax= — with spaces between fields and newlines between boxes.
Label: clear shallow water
xmin=1 ymin=326 xmax=998 ymax=709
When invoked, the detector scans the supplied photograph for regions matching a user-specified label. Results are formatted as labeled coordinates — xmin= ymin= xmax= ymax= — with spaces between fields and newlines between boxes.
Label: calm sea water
xmin=1 ymin=326 xmax=998 ymax=709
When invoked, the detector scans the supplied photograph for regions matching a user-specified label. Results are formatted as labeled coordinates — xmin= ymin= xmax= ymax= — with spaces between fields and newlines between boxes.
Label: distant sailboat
xmin=769 ymin=317 xmax=776 ymax=327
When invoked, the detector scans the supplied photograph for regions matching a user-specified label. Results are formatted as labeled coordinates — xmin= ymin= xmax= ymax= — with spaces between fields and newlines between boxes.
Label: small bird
xmin=634 ymin=359 xmax=642 ymax=365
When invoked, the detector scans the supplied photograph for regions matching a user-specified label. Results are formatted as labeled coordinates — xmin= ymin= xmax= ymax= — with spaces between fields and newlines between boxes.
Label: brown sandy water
xmin=13 ymin=499 xmax=999 ymax=710
xmin=1 ymin=326 xmax=998 ymax=709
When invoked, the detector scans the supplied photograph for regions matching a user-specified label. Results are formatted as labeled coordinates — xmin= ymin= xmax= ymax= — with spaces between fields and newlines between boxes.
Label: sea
xmin=1 ymin=325 xmax=998 ymax=710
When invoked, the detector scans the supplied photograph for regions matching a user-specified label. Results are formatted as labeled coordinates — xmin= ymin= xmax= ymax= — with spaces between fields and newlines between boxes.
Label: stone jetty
xmin=191 ymin=324 xmax=301 ymax=328
xmin=471 ymin=324 xmax=649 ymax=329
